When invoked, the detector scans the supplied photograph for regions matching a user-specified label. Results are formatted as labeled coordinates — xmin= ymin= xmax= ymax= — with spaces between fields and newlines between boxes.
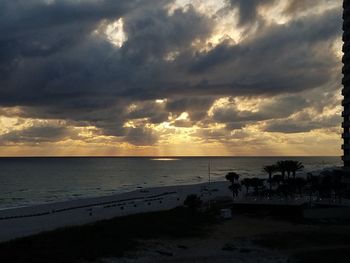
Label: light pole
xmin=208 ymin=160 xmax=212 ymax=209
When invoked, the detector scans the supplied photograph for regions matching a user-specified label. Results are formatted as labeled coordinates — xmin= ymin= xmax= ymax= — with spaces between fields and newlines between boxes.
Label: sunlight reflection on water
xmin=150 ymin=158 xmax=180 ymax=161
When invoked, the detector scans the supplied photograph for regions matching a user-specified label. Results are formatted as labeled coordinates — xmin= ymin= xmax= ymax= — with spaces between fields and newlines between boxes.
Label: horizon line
xmin=0 ymin=155 xmax=341 ymax=158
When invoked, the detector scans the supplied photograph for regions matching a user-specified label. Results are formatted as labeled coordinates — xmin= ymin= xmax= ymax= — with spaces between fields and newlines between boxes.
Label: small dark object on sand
xmin=177 ymin=245 xmax=188 ymax=249
xmin=222 ymin=243 xmax=237 ymax=251
xmin=156 ymin=250 xmax=173 ymax=256
xmin=239 ymin=248 xmax=252 ymax=253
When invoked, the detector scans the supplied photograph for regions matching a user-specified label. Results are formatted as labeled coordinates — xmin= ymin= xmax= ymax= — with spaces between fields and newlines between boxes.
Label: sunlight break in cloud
xmin=0 ymin=0 xmax=344 ymax=156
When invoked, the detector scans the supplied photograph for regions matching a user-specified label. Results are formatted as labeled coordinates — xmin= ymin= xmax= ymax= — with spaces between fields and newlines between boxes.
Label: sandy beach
xmin=0 ymin=181 xmax=232 ymax=243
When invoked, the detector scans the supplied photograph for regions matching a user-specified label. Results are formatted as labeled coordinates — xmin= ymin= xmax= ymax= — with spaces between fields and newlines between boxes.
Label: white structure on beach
xmin=0 ymin=181 xmax=232 ymax=243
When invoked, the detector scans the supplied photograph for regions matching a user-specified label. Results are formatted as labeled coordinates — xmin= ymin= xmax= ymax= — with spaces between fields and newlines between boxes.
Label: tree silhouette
xmin=294 ymin=177 xmax=307 ymax=197
xmin=225 ymin=172 xmax=241 ymax=199
xmin=241 ymin=178 xmax=252 ymax=196
xmin=276 ymin=160 xmax=304 ymax=180
xmin=289 ymin=161 xmax=304 ymax=179
xmin=276 ymin=161 xmax=288 ymax=180
xmin=250 ymin=178 xmax=265 ymax=197
xmin=263 ymin=165 xmax=277 ymax=191
xmin=272 ymin=174 xmax=283 ymax=186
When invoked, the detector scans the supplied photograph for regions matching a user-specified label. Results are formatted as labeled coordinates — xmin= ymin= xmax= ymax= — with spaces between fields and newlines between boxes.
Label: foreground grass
xmin=0 ymin=208 xmax=216 ymax=263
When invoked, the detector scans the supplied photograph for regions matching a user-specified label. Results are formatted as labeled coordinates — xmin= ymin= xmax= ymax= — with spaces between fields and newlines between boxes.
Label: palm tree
xmin=276 ymin=161 xmax=288 ymax=180
xmin=272 ymin=174 xmax=283 ymax=186
xmin=225 ymin=172 xmax=240 ymax=199
xmin=241 ymin=178 xmax=252 ymax=196
xmin=226 ymin=172 xmax=240 ymax=183
xmin=229 ymin=183 xmax=241 ymax=198
xmin=285 ymin=160 xmax=293 ymax=179
xmin=263 ymin=165 xmax=277 ymax=191
xmin=289 ymin=161 xmax=304 ymax=179
xmin=294 ymin=177 xmax=307 ymax=197
xmin=306 ymin=174 xmax=320 ymax=201
xmin=250 ymin=177 xmax=264 ymax=197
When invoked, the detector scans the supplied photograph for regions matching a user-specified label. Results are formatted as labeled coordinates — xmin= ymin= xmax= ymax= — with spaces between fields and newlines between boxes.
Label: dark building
xmin=343 ymin=0 xmax=350 ymax=168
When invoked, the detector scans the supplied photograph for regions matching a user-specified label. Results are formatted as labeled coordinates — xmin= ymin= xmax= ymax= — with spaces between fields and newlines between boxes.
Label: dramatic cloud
xmin=228 ymin=0 xmax=276 ymax=27
xmin=0 ymin=0 xmax=344 ymax=155
xmin=124 ymin=127 xmax=158 ymax=146
xmin=210 ymin=95 xmax=309 ymax=129
xmin=0 ymin=124 xmax=74 ymax=145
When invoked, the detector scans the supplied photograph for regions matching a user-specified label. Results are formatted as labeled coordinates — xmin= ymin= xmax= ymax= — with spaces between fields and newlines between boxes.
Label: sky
xmin=0 ymin=0 xmax=344 ymax=156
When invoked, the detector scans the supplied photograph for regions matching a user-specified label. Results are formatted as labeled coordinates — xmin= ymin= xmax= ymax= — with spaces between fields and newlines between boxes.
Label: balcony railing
xmin=342 ymin=155 xmax=350 ymax=161
xmin=342 ymin=121 xmax=350 ymax=128
xmin=342 ymin=144 xmax=350 ymax=150
xmin=342 ymin=132 xmax=350 ymax=139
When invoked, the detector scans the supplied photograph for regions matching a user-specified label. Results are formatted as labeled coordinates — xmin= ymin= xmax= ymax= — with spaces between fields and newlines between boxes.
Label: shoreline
xmin=0 ymin=181 xmax=232 ymax=243
xmin=0 ymin=180 xmax=226 ymax=210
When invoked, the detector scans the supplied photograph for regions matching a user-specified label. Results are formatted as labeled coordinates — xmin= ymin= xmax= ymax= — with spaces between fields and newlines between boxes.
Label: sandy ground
xmin=93 ymin=215 xmax=350 ymax=263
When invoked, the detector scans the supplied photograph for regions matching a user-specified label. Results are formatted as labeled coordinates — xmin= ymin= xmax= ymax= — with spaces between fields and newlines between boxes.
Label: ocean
xmin=0 ymin=156 xmax=342 ymax=209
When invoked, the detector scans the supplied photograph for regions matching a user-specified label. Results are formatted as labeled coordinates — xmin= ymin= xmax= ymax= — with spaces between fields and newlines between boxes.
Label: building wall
xmin=342 ymin=0 xmax=350 ymax=167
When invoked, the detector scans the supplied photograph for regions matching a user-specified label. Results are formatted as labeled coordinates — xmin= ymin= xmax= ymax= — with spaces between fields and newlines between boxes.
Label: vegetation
xmin=241 ymin=178 xmax=252 ymax=195
xmin=225 ymin=172 xmax=241 ymax=198
xmin=289 ymin=161 xmax=304 ymax=179
xmin=184 ymin=194 xmax=203 ymax=212
xmin=263 ymin=164 xmax=277 ymax=191
xmin=228 ymin=160 xmax=348 ymax=202
xmin=276 ymin=160 xmax=304 ymax=180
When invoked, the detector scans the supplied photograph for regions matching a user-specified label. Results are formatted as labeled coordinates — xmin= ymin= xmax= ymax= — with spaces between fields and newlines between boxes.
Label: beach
xmin=0 ymin=181 xmax=232 ymax=243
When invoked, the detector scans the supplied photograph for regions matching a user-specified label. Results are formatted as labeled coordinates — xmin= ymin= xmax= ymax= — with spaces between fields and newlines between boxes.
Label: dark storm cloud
xmin=228 ymin=0 xmax=276 ymax=27
xmin=0 ymin=124 xmax=73 ymax=145
xmin=264 ymin=114 xmax=341 ymax=133
xmin=0 ymin=0 xmax=211 ymax=108
xmin=165 ymin=97 xmax=215 ymax=121
xmin=124 ymin=127 xmax=158 ymax=146
xmin=122 ymin=4 xmax=211 ymax=64
xmin=126 ymin=101 xmax=169 ymax=124
xmin=0 ymin=0 xmax=141 ymax=79
xmin=0 ymin=0 xmax=141 ymax=107
xmin=0 ymin=0 xmax=343 ymax=145
xmin=172 ymin=119 xmax=194 ymax=128
xmin=264 ymin=122 xmax=318 ymax=133
xmin=212 ymin=96 xmax=308 ymax=124
xmin=0 ymin=0 xmax=142 ymax=41
xmin=283 ymin=0 xmax=313 ymax=16
xmin=0 ymin=0 xmax=213 ymax=145
xmin=190 ymin=7 xmax=342 ymax=96
xmin=283 ymin=0 xmax=335 ymax=16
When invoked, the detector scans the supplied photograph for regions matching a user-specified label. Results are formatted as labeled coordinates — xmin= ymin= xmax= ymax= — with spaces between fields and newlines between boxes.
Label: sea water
xmin=0 ymin=157 xmax=341 ymax=209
